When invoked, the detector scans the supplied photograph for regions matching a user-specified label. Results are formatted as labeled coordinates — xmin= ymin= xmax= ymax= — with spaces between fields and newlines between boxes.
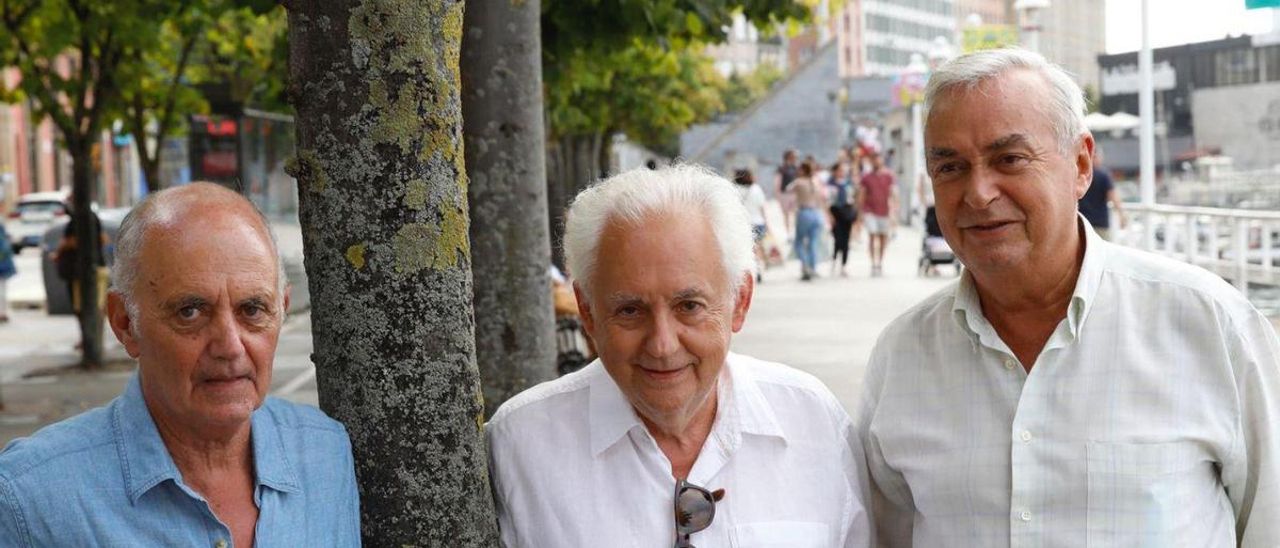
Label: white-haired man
xmin=0 ymin=183 xmax=360 ymax=547
xmin=487 ymin=165 xmax=870 ymax=547
xmin=858 ymin=48 xmax=1280 ymax=546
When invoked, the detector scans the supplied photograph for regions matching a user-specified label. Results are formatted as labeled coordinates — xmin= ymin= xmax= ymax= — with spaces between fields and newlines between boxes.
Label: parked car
xmin=6 ymin=191 xmax=69 ymax=253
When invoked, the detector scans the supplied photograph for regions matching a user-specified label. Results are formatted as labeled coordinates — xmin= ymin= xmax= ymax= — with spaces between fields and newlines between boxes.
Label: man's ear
xmin=730 ymin=272 xmax=754 ymax=333
xmin=106 ymin=292 xmax=141 ymax=358
xmin=1074 ymin=133 xmax=1096 ymax=200
xmin=573 ymin=283 xmax=595 ymax=337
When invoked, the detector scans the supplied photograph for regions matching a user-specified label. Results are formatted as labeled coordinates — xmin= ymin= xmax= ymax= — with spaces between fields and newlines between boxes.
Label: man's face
xmin=108 ymin=207 xmax=286 ymax=432
xmin=577 ymin=212 xmax=752 ymax=427
xmin=924 ymin=69 xmax=1092 ymax=274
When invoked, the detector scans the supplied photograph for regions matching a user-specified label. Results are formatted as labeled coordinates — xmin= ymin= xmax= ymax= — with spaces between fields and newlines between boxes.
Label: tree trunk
xmin=69 ymin=137 xmax=103 ymax=369
xmin=461 ymin=0 xmax=555 ymax=417
xmin=544 ymin=132 xmax=603 ymax=269
xmin=286 ymin=1 xmax=498 ymax=544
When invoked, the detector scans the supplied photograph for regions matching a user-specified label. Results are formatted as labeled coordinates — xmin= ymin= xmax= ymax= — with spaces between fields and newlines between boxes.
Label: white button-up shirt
xmin=858 ymin=220 xmax=1280 ymax=547
xmin=487 ymin=353 xmax=871 ymax=547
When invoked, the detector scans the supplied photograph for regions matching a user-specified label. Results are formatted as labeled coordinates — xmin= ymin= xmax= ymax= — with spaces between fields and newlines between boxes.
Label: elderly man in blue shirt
xmin=0 ymin=183 xmax=360 ymax=547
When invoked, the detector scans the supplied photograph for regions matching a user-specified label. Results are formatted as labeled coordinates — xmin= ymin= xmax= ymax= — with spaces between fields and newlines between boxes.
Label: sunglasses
xmin=673 ymin=479 xmax=726 ymax=548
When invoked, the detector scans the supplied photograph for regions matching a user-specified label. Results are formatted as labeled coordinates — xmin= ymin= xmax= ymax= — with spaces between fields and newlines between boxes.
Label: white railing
xmin=1120 ymin=205 xmax=1280 ymax=297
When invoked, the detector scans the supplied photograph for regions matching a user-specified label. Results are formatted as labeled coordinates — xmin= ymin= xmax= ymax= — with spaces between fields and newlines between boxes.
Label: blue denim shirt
xmin=0 ymin=374 xmax=361 ymax=547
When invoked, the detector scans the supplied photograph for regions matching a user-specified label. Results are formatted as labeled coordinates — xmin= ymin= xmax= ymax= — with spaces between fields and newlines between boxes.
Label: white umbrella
xmin=1108 ymin=111 xmax=1141 ymax=131
xmin=1084 ymin=112 xmax=1117 ymax=132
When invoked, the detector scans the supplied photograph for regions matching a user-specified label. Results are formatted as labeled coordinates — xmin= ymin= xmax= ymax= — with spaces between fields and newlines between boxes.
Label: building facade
xmin=1098 ymin=34 xmax=1280 ymax=172
xmin=1033 ymin=0 xmax=1106 ymax=92
xmin=837 ymin=0 xmax=957 ymax=78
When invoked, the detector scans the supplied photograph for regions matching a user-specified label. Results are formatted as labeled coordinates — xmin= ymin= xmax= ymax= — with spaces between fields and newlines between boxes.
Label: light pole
xmin=1139 ymin=0 xmax=1157 ymax=250
xmin=1014 ymin=0 xmax=1050 ymax=54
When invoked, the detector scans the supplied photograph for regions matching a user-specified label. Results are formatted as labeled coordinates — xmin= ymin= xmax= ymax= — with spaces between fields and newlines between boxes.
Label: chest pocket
xmin=731 ymin=521 xmax=830 ymax=548
xmin=1086 ymin=441 xmax=1219 ymax=548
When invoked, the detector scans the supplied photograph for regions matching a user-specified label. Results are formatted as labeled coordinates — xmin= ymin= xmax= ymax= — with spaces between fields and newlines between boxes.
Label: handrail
xmin=1120 ymin=204 xmax=1280 ymax=297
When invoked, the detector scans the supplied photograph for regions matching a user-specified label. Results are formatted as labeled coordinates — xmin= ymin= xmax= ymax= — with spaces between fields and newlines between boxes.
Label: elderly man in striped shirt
xmin=859 ymin=48 xmax=1280 ymax=547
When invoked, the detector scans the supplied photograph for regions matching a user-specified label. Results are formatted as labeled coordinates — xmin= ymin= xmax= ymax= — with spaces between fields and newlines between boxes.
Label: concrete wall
xmin=1192 ymin=82 xmax=1280 ymax=171
xmin=681 ymin=43 xmax=842 ymax=188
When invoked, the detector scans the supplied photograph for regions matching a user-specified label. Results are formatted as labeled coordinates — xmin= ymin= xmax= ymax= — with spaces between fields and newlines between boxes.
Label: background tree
xmin=461 ymin=0 xmax=556 ymax=417
xmin=286 ymin=0 xmax=498 ymax=543
xmin=0 ymin=0 xmax=176 ymax=367
xmin=119 ymin=1 xmax=287 ymax=193
xmin=541 ymin=1 xmax=807 ymax=265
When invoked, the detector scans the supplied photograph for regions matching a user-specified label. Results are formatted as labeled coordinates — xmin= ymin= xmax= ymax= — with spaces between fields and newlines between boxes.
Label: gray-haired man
xmin=487 ymin=165 xmax=870 ymax=547
xmin=858 ymin=48 xmax=1280 ymax=546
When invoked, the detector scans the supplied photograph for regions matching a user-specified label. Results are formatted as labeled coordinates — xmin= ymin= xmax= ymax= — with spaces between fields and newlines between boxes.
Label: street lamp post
xmin=1139 ymin=0 xmax=1157 ymax=250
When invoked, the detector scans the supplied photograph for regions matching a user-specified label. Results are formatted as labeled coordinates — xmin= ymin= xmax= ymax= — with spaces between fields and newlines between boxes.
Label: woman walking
xmin=826 ymin=161 xmax=857 ymax=277
xmin=733 ymin=169 xmax=769 ymax=282
xmin=787 ymin=162 xmax=826 ymax=281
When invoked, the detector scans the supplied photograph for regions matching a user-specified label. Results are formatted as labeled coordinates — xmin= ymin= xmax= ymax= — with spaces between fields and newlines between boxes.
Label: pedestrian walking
xmin=773 ymin=149 xmax=800 ymax=239
xmin=0 ymin=223 xmax=15 ymax=323
xmin=856 ymin=153 xmax=897 ymax=276
xmin=787 ymin=162 xmax=826 ymax=281
xmin=827 ymin=161 xmax=857 ymax=277
xmin=1077 ymin=146 xmax=1127 ymax=241
xmin=51 ymin=203 xmax=107 ymax=315
xmin=733 ymin=168 xmax=768 ymax=282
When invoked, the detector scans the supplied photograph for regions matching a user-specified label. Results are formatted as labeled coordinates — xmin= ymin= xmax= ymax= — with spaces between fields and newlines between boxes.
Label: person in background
xmin=788 ymin=162 xmax=827 ymax=281
xmin=1076 ymin=146 xmax=1127 ymax=241
xmin=774 ymin=149 xmax=800 ymax=239
xmin=0 ymin=221 xmax=14 ymax=323
xmin=827 ymin=161 xmax=857 ymax=277
xmin=733 ymin=168 xmax=768 ymax=282
xmin=856 ymin=153 xmax=897 ymax=277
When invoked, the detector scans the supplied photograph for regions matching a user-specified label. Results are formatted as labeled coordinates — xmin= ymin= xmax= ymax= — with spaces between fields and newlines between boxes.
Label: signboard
xmin=962 ymin=25 xmax=1019 ymax=53
xmin=1101 ymin=60 xmax=1177 ymax=95
xmin=1245 ymin=0 xmax=1280 ymax=9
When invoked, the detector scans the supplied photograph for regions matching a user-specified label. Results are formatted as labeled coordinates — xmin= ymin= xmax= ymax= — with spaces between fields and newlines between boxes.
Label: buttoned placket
xmin=1006 ymin=321 xmax=1077 ymax=548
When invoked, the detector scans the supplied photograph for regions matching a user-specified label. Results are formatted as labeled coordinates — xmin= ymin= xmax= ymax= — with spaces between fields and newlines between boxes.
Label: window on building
xmin=1215 ymin=48 xmax=1258 ymax=87
xmin=1263 ymin=45 xmax=1280 ymax=82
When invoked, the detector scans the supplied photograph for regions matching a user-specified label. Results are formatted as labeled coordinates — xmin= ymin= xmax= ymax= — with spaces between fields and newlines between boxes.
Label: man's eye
xmin=177 ymin=306 xmax=201 ymax=321
xmin=678 ymin=301 xmax=704 ymax=313
xmin=999 ymin=155 xmax=1029 ymax=167
xmin=617 ymin=306 xmax=640 ymax=317
xmin=242 ymin=305 xmax=264 ymax=319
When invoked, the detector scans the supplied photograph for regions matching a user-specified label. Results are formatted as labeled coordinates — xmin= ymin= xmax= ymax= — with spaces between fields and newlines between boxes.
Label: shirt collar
xmin=587 ymin=353 xmax=788 ymax=457
xmin=951 ymin=214 xmax=1110 ymax=345
xmin=113 ymin=374 xmax=302 ymax=504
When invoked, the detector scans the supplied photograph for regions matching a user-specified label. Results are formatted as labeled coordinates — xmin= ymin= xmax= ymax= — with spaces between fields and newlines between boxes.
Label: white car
xmin=6 ymin=191 xmax=69 ymax=253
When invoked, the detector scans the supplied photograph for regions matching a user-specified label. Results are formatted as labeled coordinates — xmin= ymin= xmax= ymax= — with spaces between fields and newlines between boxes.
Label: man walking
xmin=856 ymin=153 xmax=896 ymax=276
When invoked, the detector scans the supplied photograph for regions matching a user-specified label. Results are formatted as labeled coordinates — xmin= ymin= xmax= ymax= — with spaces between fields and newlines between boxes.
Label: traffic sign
xmin=1246 ymin=0 xmax=1280 ymax=9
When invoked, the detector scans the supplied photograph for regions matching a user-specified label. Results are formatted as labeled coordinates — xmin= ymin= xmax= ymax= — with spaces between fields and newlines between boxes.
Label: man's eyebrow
xmin=164 ymin=295 xmax=208 ymax=310
xmin=237 ymin=294 xmax=273 ymax=308
xmin=604 ymin=292 xmax=641 ymax=307
xmin=926 ymin=147 xmax=957 ymax=160
xmin=672 ymin=288 xmax=710 ymax=301
xmin=983 ymin=133 xmax=1030 ymax=152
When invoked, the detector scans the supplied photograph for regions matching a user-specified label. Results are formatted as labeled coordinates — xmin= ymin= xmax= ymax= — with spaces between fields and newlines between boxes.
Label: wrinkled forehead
xmin=927 ymin=72 xmax=1057 ymax=143
xmin=137 ymin=211 xmax=279 ymax=296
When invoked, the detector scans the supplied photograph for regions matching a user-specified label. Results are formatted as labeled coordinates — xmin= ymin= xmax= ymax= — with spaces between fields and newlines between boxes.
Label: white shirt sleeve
xmin=857 ymin=341 xmax=915 ymax=548
xmin=1224 ymin=307 xmax=1280 ymax=546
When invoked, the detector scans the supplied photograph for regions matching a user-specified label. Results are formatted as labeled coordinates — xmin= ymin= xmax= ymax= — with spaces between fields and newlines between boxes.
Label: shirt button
xmin=214 ymin=540 xmax=227 ymax=548
xmin=1020 ymin=511 xmax=1033 ymax=522
xmin=1020 ymin=430 xmax=1033 ymax=443
xmin=1003 ymin=358 xmax=1016 ymax=370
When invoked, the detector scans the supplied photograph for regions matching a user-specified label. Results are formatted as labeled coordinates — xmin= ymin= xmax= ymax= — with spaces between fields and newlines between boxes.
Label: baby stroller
xmin=919 ymin=206 xmax=960 ymax=276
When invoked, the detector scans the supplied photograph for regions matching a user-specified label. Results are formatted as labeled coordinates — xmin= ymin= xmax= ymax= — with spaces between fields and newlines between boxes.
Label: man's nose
xmin=643 ymin=310 xmax=680 ymax=359
xmin=206 ymin=308 xmax=247 ymax=361
xmin=962 ymin=167 xmax=1001 ymax=210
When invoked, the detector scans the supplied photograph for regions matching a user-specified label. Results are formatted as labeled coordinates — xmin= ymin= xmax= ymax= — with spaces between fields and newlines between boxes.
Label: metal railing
xmin=1120 ymin=204 xmax=1280 ymax=297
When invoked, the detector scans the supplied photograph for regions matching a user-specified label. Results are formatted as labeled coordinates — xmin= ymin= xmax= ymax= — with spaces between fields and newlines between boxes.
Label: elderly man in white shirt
xmin=486 ymin=165 xmax=870 ymax=547
xmin=858 ymin=48 xmax=1280 ymax=547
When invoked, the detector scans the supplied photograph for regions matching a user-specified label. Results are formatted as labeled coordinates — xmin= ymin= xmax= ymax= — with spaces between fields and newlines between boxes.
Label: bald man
xmin=0 ymin=183 xmax=360 ymax=547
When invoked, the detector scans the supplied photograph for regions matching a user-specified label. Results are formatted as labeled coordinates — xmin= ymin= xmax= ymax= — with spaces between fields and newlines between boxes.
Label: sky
xmin=1106 ymin=0 xmax=1277 ymax=53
